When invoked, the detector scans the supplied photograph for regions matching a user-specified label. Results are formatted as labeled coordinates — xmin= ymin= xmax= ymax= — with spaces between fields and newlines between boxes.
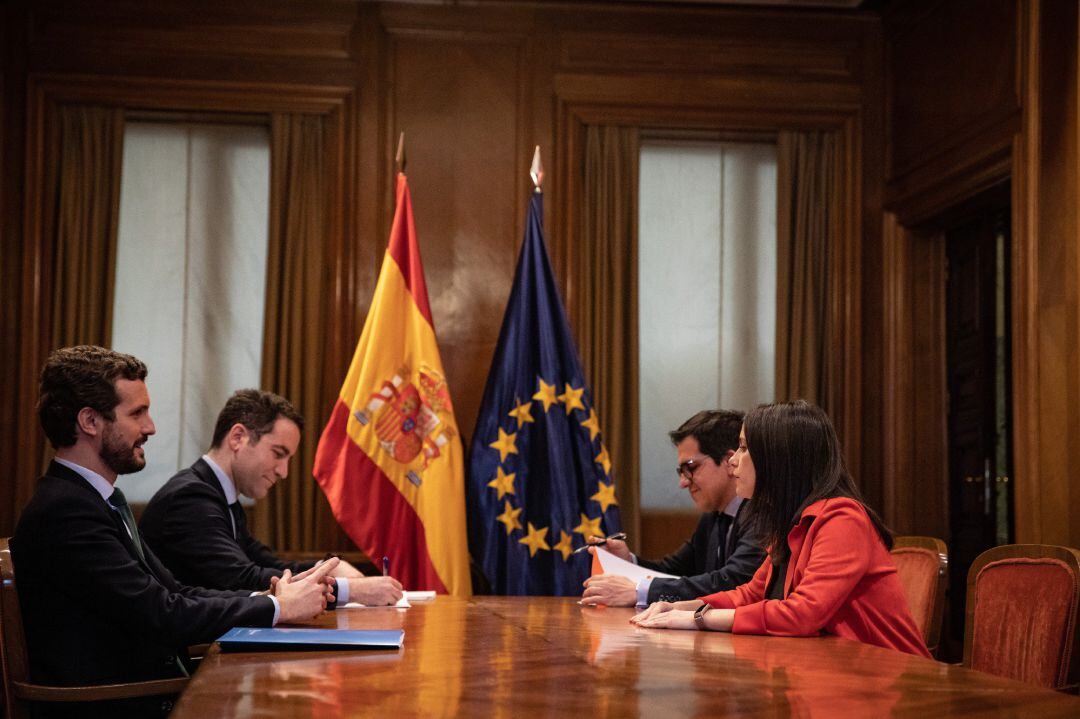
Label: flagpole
xmin=396 ymin=131 xmax=406 ymax=174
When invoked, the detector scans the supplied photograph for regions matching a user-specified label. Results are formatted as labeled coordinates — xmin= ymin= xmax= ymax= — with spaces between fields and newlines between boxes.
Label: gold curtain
xmin=575 ymin=125 xmax=642 ymax=549
xmin=256 ymin=114 xmax=338 ymax=552
xmin=775 ymin=131 xmax=838 ymax=410
xmin=46 ymin=105 xmax=125 ymax=350
xmin=32 ymin=105 xmax=126 ymax=489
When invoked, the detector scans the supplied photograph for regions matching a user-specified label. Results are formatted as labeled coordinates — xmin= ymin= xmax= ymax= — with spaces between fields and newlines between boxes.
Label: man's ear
xmin=228 ymin=423 xmax=249 ymax=452
xmin=75 ymin=407 xmax=102 ymax=438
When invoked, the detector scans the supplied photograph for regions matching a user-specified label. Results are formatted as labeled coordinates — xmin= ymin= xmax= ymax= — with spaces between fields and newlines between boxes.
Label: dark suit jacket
xmin=139 ymin=458 xmax=314 ymax=591
xmin=638 ymin=501 xmax=766 ymax=603
xmin=11 ymin=461 xmax=275 ymax=689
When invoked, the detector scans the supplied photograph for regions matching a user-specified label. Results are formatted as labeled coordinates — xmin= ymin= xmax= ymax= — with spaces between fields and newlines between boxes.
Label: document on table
xmin=593 ymin=547 xmax=677 ymax=582
xmin=340 ymin=591 xmax=437 ymax=609
xmin=342 ymin=596 xmax=411 ymax=609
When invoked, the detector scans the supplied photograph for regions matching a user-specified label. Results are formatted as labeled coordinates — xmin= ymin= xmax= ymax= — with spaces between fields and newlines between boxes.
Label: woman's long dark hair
xmin=742 ymin=400 xmax=892 ymax=562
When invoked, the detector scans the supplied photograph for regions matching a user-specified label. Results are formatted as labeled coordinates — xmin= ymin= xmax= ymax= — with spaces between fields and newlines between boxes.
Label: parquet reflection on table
xmin=171 ymin=596 xmax=1080 ymax=718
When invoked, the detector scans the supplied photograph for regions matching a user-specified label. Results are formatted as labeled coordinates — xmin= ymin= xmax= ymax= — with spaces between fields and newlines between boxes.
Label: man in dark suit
xmin=12 ymin=346 xmax=336 ymax=716
xmin=140 ymin=389 xmax=402 ymax=606
xmin=581 ymin=410 xmax=765 ymax=606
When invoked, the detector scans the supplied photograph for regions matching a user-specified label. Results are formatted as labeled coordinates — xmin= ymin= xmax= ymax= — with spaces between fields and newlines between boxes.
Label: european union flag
xmin=467 ymin=189 xmax=621 ymax=595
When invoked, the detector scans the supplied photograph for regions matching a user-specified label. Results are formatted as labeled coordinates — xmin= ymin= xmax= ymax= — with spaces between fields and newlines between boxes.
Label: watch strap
xmin=693 ymin=602 xmax=711 ymax=630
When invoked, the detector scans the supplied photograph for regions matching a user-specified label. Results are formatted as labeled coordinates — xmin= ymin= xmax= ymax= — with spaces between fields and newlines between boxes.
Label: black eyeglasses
xmin=676 ymin=456 xmax=712 ymax=481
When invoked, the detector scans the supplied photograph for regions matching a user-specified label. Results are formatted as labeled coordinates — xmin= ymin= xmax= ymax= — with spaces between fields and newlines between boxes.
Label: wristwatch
xmin=693 ymin=602 xmax=711 ymax=630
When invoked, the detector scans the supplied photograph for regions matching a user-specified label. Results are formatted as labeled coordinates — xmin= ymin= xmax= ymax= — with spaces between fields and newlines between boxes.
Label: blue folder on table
xmin=216 ymin=627 xmax=404 ymax=652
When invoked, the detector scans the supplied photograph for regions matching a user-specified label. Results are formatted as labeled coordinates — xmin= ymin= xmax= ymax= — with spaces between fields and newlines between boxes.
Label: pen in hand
xmin=382 ymin=556 xmax=390 ymax=577
xmin=572 ymin=532 xmax=628 ymax=555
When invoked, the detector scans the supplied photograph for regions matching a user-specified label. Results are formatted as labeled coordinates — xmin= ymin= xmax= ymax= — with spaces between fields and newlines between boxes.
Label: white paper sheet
xmin=593 ymin=546 xmax=678 ymax=582
xmin=341 ymin=596 xmax=411 ymax=609
xmin=404 ymin=590 xmax=436 ymax=602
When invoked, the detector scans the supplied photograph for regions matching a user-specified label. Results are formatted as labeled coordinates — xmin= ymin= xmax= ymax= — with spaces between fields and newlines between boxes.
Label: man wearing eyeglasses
xmin=582 ymin=409 xmax=765 ymax=607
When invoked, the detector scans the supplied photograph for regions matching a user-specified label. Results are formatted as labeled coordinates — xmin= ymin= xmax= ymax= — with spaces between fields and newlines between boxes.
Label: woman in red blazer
xmin=632 ymin=400 xmax=930 ymax=658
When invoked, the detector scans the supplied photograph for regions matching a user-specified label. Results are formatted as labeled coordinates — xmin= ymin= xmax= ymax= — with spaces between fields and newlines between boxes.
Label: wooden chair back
xmin=964 ymin=544 xmax=1080 ymax=690
xmin=0 ymin=537 xmax=32 ymax=718
xmin=891 ymin=535 xmax=948 ymax=655
xmin=0 ymin=537 xmax=188 ymax=715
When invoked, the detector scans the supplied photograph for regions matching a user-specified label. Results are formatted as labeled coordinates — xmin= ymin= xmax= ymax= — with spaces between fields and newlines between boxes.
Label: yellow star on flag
xmin=487 ymin=467 xmax=516 ymax=500
xmin=573 ymin=513 xmax=604 ymax=540
xmin=557 ymin=383 xmax=585 ymax=415
xmin=532 ymin=378 xmax=559 ymax=413
xmin=489 ymin=427 xmax=518 ymax=462
xmin=595 ymin=445 xmax=612 ymax=475
xmin=507 ymin=400 xmax=534 ymax=427
xmin=591 ymin=481 xmax=618 ymax=513
xmin=518 ymin=522 xmax=550 ymax=557
xmin=496 ymin=500 xmax=523 ymax=536
xmin=553 ymin=530 xmax=575 ymax=561
xmin=580 ymin=408 xmax=601 ymax=441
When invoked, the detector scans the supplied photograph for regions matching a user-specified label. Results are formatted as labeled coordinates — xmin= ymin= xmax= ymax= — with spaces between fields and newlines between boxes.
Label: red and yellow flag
xmin=314 ymin=172 xmax=470 ymax=596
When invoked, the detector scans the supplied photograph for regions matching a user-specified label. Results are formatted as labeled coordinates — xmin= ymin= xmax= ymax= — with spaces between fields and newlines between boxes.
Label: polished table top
xmin=172 ymin=596 xmax=1080 ymax=717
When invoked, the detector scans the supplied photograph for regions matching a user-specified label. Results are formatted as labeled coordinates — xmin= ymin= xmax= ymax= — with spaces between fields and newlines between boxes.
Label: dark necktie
xmin=108 ymin=487 xmax=146 ymax=563
xmin=229 ymin=501 xmax=246 ymax=540
xmin=715 ymin=512 xmax=734 ymax=565
xmin=111 ymin=487 xmax=190 ymax=677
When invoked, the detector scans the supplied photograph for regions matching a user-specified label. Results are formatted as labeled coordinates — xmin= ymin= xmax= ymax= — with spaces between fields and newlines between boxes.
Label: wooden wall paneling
xmin=639 ymin=511 xmax=699 ymax=560
xmin=1011 ymin=0 xmax=1039 ymax=546
xmin=382 ymin=21 xmax=531 ymax=441
xmin=885 ymin=0 xmax=1019 ymax=193
xmin=24 ymin=0 xmax=360 ymax=88
xmin=881 ymin=215 xmax=948 ymax=540
xmin=884 ymin=0 xmax=1020 ymax=225
xmin=1012 ymin=0 xmax=1080 ymax=546
xmin=881 ymin=213 xmax=914 ymax=533
xmin=910 ymin=233 xmax=949 ymax=539
xmin=858 ymin=21 xmax=886 ymax=514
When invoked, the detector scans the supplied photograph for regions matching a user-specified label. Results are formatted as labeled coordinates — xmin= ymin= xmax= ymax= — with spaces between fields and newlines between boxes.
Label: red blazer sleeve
xmin=699 ymin=554 xmax=770 ymax=609
xmin=729 ymin=504 xmax=872 ymax=636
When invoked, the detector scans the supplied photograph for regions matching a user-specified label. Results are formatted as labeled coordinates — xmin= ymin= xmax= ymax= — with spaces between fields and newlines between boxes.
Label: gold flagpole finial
xmin=530 ymin=145 xmax=543 ymax=193
xmin=396 ymin=132 xmax=406 ymax=174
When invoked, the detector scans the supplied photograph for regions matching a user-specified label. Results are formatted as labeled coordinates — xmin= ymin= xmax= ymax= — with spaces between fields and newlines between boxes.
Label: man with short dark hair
xmin=13 ymin=346 xmax=335 ymax=715
xmin=141 ymin=389 xmax=403 ymax=606
xmin=581 ymin=409 xmax=766 ymax=606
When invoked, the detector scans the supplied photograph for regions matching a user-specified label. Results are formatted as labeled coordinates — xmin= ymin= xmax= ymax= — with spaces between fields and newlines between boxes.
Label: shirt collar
xmin=722 ymin=495 xmax=743 ymax=518
xmin=202 ymin=454 xmax=239 ymax=504
xmin=54 ymin=457 xmax=115 ymax=503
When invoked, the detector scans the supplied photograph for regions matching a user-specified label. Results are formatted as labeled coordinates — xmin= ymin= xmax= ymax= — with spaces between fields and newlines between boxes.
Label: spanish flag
xmin=313 ymin=172 xmax=470 ymax=596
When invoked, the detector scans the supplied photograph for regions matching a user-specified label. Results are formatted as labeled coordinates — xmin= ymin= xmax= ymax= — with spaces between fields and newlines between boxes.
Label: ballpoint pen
xmin=572 ymin=532 xmax=628 ymax=555
xmin=382 ymin=556 xmax=390 ymax=576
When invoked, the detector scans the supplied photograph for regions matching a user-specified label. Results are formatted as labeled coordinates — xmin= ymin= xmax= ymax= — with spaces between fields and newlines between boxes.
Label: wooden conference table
xmin=172 ymin=596 xmax=1080 ymax=718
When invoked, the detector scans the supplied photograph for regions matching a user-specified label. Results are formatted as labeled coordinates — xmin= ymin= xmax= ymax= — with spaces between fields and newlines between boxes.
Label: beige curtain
xmin=775 ymin=131 xmax=838 ymax=411
xmin=255 ymin=114 xmax=340 ymax=552
xmin=574 ymin=125 xmax=642 ymax=549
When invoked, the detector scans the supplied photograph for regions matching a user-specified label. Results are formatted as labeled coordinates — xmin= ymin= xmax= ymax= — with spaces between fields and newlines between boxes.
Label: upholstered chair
xmin=964 ymin=544 xmax=1080 ymax=691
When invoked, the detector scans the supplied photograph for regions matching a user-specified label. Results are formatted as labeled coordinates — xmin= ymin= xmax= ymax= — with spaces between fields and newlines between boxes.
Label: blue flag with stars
xmin=467 ymin=189 xmax=621 ymax=596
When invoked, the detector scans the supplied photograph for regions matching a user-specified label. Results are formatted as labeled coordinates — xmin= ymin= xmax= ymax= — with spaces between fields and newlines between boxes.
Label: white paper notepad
xmin=593 ymin=547 xmax=677 ymax=582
